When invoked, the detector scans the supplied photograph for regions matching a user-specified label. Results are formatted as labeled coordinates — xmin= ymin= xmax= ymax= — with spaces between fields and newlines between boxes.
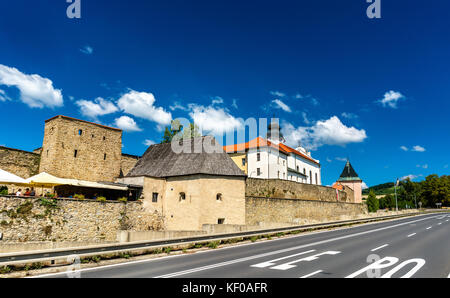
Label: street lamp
xmin=394 ymin=178 xmax=399 ymax=212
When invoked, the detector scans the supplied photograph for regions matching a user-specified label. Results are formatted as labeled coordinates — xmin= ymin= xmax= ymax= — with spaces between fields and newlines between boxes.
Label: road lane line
xmin=426 ymin=227 xmax=432 ymax=230
xmin=251 ymin=250 xmax=315 ymax=268
xmin=300 ymin=270 xmax=323 ymax=278
xmin=155 ymin=216 xmax=437 ymax=278
xmin=407 ymin=233 xmax=416 ymax=238
xmin=270 ymin=251 xmax=340 ymax=271
xmin=30 ymin=213 xmax=439 ymax=278
xmin=371 ymin=244 xmax=389 ymax=252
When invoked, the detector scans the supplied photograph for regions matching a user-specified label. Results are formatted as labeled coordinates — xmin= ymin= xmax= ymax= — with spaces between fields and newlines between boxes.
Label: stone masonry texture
xmin=0 ymin=196 xmax=164 ymax=243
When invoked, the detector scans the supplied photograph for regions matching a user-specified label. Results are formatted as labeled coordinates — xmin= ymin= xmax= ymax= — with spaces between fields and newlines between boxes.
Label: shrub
xmin=207 ymin=241 xmax=220 ymax=249
xmin=118 ymin=197 xmax=128 ymax=203
xmin=96 ymin=197 xmax=107 ymax=202
xmin=74 ymin=194 xmax=85 ymax=200
xmin=367 ymin=190 xmax=379 ymax=213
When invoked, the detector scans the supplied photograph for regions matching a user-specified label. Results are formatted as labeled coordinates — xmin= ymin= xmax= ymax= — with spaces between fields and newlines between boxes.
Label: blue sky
xmin=0 ymin=0 xmax=448 ymax=187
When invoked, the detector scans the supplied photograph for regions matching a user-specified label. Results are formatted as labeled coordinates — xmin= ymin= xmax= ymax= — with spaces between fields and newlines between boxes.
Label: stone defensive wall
xmin=246 ymin=178 xmax=354 ymax=203
xmin=0 ymin=147 xmax=40 ymax=179
xmin=245 ymin=196 xmax=368 ymax=226
xmin=0 ymin=196 xmax=164 ymax=243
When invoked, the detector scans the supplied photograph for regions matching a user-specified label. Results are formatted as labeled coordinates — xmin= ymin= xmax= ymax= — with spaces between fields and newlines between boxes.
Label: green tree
xmin=366 ymin=190 xmax=379 ymax=213
xmin=182 ymin=123 xmax=201 ymax=139
xmin=161 ymin=120 xmax=182 ymax=144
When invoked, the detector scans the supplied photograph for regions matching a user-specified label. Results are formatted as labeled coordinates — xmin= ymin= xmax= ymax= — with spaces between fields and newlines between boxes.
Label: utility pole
xmin=394 ymin=178 xmax=399 ymax=212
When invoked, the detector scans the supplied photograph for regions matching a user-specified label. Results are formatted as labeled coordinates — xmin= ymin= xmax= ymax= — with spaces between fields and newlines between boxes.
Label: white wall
xmin=247 ymin=147 xmax=321 ymax=185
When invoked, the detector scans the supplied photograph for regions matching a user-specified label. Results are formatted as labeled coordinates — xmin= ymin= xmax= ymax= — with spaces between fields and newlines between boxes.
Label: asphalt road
xmin=36 ymin=212 xmax=450 ymax=278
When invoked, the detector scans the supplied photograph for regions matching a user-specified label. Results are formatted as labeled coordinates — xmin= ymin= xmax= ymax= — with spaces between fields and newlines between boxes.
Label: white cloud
xmin=282 ymin=116 xmax=367 ymax=150
xmin=114 ymin=116 xmax=142 ymax=132
xmin=341 ymin=112 xmax=358 ymax=119
xmin=400 ymin=146 xmax=409 ymax=151
xmin=231 ymin=99 xmax=238 ymax=109
xmin=335 ymin=157 xmax=347 ymax=162
xmin=412 ymin=145 xmax=426 ymax=152
xmin=326 ymin=157 xmax=332 ymax=163
xmin=0 ymin=89 xmax=10 ymax=101
xmin=76 ymin=97 xmax=118 ymax=120
xmin=302 ymin=112 xmax=311 ymax=124
xmin=80 ymin=46 xmax=94 ymax=55
xmin=0 ymin=64 xmax=63 ymax=108
xmin=270 ymin=91 xmax=286 ymax=98
xmin=143 ymin=139 xmax=156 ymax=146
xmin=169 ymin=101 xmax=189 ymax=111
xmin=294 ymin=93 xmax=303 ymax=99
xmin=401 ymin=174 xmax=421 ymax=181
xmin=272 ymin=99 xmax=292 ymax=113
xmin=416 ymin=164 xmax=428 ymax=169
xmin=189 ymin=104 xmax=241 ymax=135
xmin=211 ymin=96 xmax=224 ymax=105
xmin=362 ymin=182 xmax=369 ymax=190
xmin=117 ymin=90 xmax=172 ymax=126
xmin=379 ymin=90 xmax=404 ymax=108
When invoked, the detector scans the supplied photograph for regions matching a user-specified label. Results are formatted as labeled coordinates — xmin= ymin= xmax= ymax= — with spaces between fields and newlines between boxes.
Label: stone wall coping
xmin=0 ymin=146 xmax=40 ymax=156
xmin=0 ymin=195 xmax=142 ymax=205
xmin=247 ymin=178 xmax=347 ymax=193
xmin=246 ymin=195 xmax=363 ymax=206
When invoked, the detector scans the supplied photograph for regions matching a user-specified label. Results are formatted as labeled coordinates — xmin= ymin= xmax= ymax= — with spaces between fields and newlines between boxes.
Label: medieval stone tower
xmin=39 ymin=116 xmax=124 ymax=182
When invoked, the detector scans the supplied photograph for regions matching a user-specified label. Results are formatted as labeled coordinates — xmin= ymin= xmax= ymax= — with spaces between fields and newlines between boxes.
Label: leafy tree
xmin=182 ymin=123 xmax=201 ymax=139
xmin=366 ymin=190 xmax=379 ymax=213
xmin=161 ymin=120 xmax=182 ymax=144
xmin=161 ymin=120 xmax=202 ymax=144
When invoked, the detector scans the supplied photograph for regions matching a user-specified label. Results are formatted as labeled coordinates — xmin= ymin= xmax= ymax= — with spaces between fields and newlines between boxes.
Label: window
xmin=297 ymin=166 xmax=299 ymax=172
xmin=257 ymin=168 xmax=261 ymax=176
xmin=283 ymin=173 xmax=285 ymax=179
xmin=257 ymin=153 xmax=261 ymax=162
xmin=92 ymin=134 xmax=95 ymax=138
xmin=103 ymin=136 xmax=106 ymax=141
xmin=104 ymin=153 xmax=107 ymax=160
xmin=74 ymin=150 xmax=78 ymax=158
xmin=310 ymin=171 xmax=312 ymax=184
xmin=152 ymin=193 xmax=158 ymax=203
xmin=242 ymin=158 xmax=246 ymax=166
xmin=303 ymin=168 xmax=306 ymax=175
xmin=78 ymin=129 xmax=83 ymax=136
xmin=283 ymin=160 xmax=285 ymax=166
xmin=218 ymin=218 xmax=225 ymax=225
xmin=179 ymin=192 xmax=186 ymax=201
xmin=315 ymin=173 xmax=318 ymax=185
xmin=46 ymin=150 xmax=49 ymax=157
xmin=278 ymin=171 xmax=280 ymax=178
xmin=216 ymin=193 xmax=223 ymax=201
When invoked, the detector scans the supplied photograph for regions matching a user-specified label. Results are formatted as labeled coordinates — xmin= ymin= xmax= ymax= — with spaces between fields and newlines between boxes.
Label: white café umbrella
xmin=0 ymin=168 xmax=28 ymax=185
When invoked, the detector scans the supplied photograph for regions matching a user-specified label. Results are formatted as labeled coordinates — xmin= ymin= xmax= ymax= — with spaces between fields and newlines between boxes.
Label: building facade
xmin=223 ymin=124 xmax=322 ymax=185
xmin=333 ymin=161 xmax=363 ymax=203
xmin=0 ymin=115 xmax=140 ymax=182
xmin=119 ymin=136 xmax=247 ymax=231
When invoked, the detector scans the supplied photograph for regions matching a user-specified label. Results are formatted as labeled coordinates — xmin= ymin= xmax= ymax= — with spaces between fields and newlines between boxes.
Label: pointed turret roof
xmin=337 ymin=160 xmax=362 ymax=182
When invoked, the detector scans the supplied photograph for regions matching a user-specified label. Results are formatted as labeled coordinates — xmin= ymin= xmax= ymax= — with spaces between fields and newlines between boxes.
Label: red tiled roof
xmin=223 ymin=137 xmax=320 ymax=165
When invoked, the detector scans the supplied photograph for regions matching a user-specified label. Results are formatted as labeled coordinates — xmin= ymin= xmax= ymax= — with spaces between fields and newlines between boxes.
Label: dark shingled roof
xmin=337 ymin=160 xmax=362 ymax=182
xmin=127 ymin=136 xmax=246 ymax=178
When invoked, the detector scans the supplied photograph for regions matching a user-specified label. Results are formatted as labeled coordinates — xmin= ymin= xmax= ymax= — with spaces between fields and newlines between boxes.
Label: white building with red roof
xmin=223 ymin=122 xmax=321 ymax=185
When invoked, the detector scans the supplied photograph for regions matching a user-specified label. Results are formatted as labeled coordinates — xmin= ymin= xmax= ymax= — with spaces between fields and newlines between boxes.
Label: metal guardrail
xmin=0 ymin=211 xmax=446 ymax=267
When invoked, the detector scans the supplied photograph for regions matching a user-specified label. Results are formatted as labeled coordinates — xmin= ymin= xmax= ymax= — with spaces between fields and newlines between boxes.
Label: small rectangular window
xmin=78 ymin=129 xmax=83 ymax=136
xmin=104 ymin=153 xmax=107 ymax=160
xmin=218 ymin=218 xmax=225 ymax=225
xmin=257 ymin=153 xmax=261 ymax=162
xmin=152 ymin=193 xmax=158 ymax=203
xmin=257 ymin=168 xmax=261 ymax=176
xmin=179 ymin=192 xmax=186 ymax=201
xmin=74 ymin=150 xmax=78 ymax=158
xmin=242 ymin=158 xmax=246 ymax=166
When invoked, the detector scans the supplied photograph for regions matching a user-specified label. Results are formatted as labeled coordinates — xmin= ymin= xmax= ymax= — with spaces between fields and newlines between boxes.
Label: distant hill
xmin=362 ymin=182 xmax=403 ymax=195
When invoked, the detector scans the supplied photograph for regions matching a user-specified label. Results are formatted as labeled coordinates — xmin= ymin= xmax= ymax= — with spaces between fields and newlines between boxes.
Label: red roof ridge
xmin=223 ymin=137 xmax=320 ymax=165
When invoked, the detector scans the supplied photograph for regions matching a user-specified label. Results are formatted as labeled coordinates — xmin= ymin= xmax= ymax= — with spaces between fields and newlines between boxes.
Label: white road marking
xmin=448 ymin=272 xmax=450 ymax=278
xmin=270 ymin=251 xmax=340 ymax=271
xmin=29 ymin=213 xmax=438 ymax=278
xmin=300 ymin=270 xmax=323 ymax=278
xmin=407 ymin=233 xmax=416 ymax=238
xmin=251 ymin=250 xmax=315 ymax=268
xmin=426 ymin=227 xmax=432 ymax=230
xmin=371 ymin=244 xmax=389 ymax=252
